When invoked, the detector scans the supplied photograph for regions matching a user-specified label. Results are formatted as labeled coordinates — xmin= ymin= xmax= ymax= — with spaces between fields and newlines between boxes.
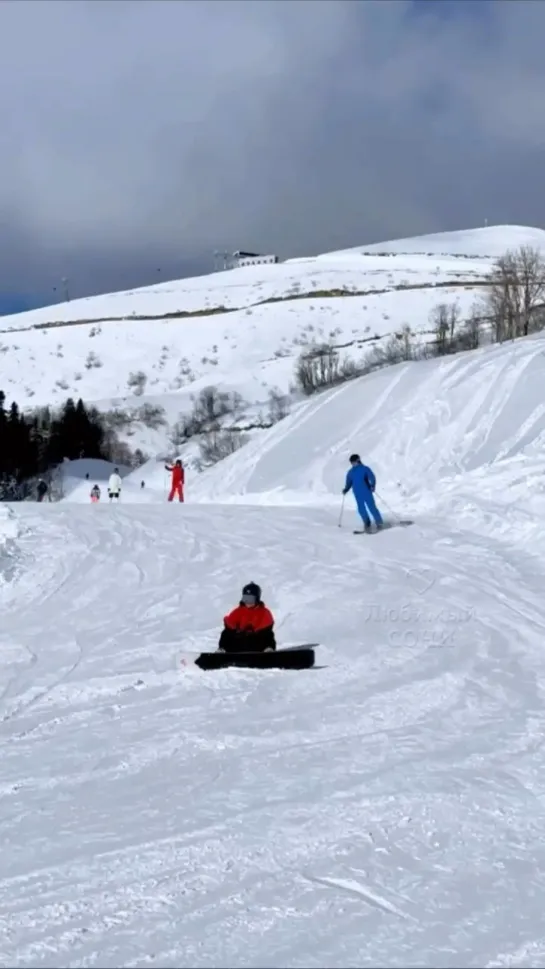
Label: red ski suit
xmin=166 ymin=463 xmax=184 ymax=501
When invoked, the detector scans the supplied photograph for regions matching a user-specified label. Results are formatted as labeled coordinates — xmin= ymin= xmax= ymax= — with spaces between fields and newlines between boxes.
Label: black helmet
xmin=349 ymin=453 xmax=360 ymax=464
xmin=241 ymin=582 xmax=261 ymax=604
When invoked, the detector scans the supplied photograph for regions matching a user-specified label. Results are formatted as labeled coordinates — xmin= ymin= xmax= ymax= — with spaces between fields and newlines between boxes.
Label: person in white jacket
xmin=108 ymin=468 xmax=122 ymax=501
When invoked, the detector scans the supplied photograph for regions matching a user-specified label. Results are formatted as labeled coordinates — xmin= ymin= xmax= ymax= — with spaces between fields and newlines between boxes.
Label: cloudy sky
xmin=0 ymin=0 xmax=544 ymax=314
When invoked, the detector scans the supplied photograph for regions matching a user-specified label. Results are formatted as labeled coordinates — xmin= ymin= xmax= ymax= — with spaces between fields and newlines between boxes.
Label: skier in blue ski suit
xmin=342 ymin=453 xmax=384 ymax=529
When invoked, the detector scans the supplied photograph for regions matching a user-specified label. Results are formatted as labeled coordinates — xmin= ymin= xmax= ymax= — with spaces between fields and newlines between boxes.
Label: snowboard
xmin=180 ymin=643 xmax=319 ymax=671
xmin=353 ymin=519 xmax=413 ymax=534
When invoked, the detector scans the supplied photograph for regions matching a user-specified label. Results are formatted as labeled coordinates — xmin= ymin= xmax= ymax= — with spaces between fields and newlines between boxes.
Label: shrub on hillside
xmin=196 ymin=428 xmax=250 ymax=470
xmin=266 ymin=387 xmax=291 ymax=423
xmin=294 ymin=343 xmax=365 ymax=396
xmin=127 ymin=370 xmax=147 ymax=396
xmin=85 ymin=351 xmax=102 ymax=369
xmin=100 ymin=403 xmax=167 ymax=433
xmin=483 ymin=244 xmax=545 ymax=342
xmin=134 ymin=403 xmax=166 ymax=429
xmin=170 ymin=385 xmax=248 ymax=447
xmin=101 ymin=407 xmax=133 ymax=430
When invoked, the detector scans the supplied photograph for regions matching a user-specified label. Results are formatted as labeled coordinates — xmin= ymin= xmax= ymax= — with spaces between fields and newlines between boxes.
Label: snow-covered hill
xmin=2 ymin=224 xmax=543 ymax=458
xmin=334 ymin=223 xmax=545 ymax=258
xmin=3 ymin=315 xmax=545 ymax=965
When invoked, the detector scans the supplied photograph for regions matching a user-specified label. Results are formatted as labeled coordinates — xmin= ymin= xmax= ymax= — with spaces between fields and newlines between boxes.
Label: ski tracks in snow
xmin=1 ymin=503 xmax=545 ymax=965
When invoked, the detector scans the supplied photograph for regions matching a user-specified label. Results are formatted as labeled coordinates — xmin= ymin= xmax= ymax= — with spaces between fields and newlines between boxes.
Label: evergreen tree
xmin=0 ymin=390 xmax=116 ymax=500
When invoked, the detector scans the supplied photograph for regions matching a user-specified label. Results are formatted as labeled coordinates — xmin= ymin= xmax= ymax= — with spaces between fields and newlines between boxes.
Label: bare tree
xmin=517 ymin=245 xmax=545 ymax=336
xmin=397 ymin=324 xmax=414 ymax=361
xmin=127 ymin=370 xmax=148 ymax=396
xmin=294 ymin=343 xmax=363 ymax=395
xmin=170 ymin=386 xmax=249 ymax=448
xmin=485 ymin=245 xmax=545 ymax=342
xmin=430 ymin=302 xmax=460 ymax=356
xmin=267 ymin=388 xmax=291 ymax=423
xmin=197 ymin=429 xmax=249 ymax=468
xmin=459 ymin=307 xmax=482 ymax=351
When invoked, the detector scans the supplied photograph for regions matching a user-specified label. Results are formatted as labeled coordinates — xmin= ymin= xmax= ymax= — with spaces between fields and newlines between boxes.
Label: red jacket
xmin=166 ymin=464 xmax=184 ymax=485
xmin=224 ymin=602 xmax=274 ymax=634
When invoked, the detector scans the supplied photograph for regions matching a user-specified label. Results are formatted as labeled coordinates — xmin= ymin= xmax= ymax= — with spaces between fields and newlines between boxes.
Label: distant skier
xmin=108 ymin=468 xmax=122 ymax=501
xmin=36 ymin=478 xmax=48 ymax=502
xmin=218 ymin=582 xmax=276 ymax=653
xmin=165 ymin=459 xmax=184 ymax=502
xmin=90 ymin=484 xmax=101 ymax=502
xmin=342 ymin=453 xmax=383 ymax=531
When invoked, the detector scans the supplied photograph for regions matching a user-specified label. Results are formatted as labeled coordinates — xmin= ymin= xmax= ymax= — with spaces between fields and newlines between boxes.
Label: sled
xmin=180 ymin=643 xmax=318 ymax=671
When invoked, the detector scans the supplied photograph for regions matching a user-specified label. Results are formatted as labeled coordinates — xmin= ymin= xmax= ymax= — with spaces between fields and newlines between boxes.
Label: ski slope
xmin=3 ymin=501 xmax=545 ymax=969
xmin=3 ymin=326 xmax=545 ymax=965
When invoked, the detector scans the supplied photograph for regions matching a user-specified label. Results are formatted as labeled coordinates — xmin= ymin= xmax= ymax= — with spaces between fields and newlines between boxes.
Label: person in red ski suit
xmin=165 ymin=459 xmax=184 ymax=501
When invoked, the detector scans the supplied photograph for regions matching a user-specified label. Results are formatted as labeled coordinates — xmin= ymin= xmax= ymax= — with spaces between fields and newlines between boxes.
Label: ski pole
xmin=338 ymin=495 xmax=345 ymax=527
xmin=376 ymin=490 xmax=400 ymax=523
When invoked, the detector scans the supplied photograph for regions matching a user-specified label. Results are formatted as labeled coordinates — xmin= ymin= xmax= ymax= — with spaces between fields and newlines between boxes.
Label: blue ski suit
xmin=343 ymin=461 xmax=383 ymax=527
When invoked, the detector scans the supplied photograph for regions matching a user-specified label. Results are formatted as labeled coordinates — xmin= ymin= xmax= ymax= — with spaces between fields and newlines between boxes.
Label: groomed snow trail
xmin=2 ymin=504 xmax=545 ymax=968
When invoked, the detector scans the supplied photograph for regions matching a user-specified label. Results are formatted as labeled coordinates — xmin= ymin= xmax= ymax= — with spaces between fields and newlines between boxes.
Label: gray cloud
xmin=1 ymin=0 xmax=545 ymax=304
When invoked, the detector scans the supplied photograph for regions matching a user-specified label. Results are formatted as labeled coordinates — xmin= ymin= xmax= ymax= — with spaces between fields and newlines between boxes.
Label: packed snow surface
xmin=3 ymin=315 xmax=545 ymax=966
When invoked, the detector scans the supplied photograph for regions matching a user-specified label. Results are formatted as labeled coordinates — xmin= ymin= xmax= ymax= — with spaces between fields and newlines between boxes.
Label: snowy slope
xmin=1 ymin=224 xmax=543 ymax=457
xmin=3 ymin=502 xmax=545 ymax=968
xmin=3 ymin=323 xmax=545 ymax=965
xmin=0 ymin=236 xmax=504 ymax=332
xmin=190 ymin=328 xmax=545 ymax=536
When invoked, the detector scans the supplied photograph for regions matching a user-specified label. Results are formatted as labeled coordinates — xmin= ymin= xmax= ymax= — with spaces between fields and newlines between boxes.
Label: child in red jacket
xmin=218 ymin=583 xmax=276 ymax=652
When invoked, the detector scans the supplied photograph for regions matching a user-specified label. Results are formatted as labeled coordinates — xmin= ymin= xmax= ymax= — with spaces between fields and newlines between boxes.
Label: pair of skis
xmin=353 ymin=519 xmax=414 ymax=534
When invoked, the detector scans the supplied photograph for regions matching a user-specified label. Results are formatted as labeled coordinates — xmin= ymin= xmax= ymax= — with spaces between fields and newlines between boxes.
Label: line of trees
xmin=293 ymin=243 xmax=545 ymax=397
